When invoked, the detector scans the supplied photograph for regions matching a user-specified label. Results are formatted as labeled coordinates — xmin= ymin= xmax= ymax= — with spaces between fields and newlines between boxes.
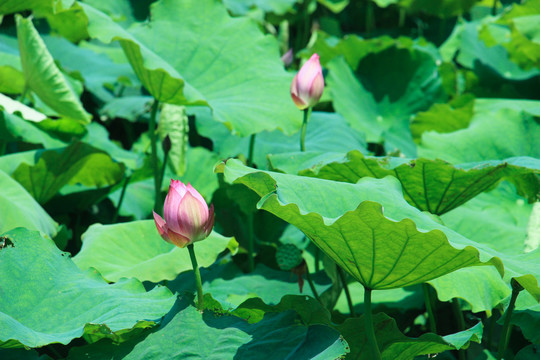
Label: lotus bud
xmin=290 ymin=53 xmax=324 ymax=110
xmin=153 ymin=180 xmax=214 ymax=248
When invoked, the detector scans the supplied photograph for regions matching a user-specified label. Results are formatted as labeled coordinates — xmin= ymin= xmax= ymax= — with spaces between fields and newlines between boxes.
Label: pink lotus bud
xmin=290 ymin=53 xmax=324 ymax=110
xmin=153 ymin=180 xmax=214 ymax=248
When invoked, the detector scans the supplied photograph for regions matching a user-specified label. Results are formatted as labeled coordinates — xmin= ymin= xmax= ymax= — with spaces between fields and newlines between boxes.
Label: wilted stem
xmin=149 ymin=99 xmax=161 ymax=211
xmin=300 ymin=108 xmax=311 ymax=152
xmin=112 ymin=175 xmax=131 ymax=223
xmin=364 ymin=287 xmax=382 ymax=360
xmin=337 ymin=266 xmax=355 ymax=317
xmin=497 ymin=279 xmax=524 ymax=360
xmin=305 ymin=263 xmax=321 ymax=303
xmin=187 ymin=244 xmax=204 ymax=310
xmin=247 ymin=134 xmax=256 ymax=167
xmin=423 ymin=283 xmax=437 ymax=333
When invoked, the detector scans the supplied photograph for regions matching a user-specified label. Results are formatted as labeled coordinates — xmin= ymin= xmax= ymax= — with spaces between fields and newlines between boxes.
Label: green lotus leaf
xmin=327 ymin=44 xmax=446 ymax=156
xmin=15 ymin=15 xmax=91 ymax=123
xmin=67 ymin=297 xmax=348 ymax=360
xmin=235 ymin=295 xmax=482 ymax=359
xmin=0 ymin=228 xmax=176 ymax=348
xmin=273 ymin=149 xmax=539 ymax=214
xmin=12 ymin=141 xmax=125 ymax=204
xmin=0 ymin=170 xmax=59 ymax=238
xmin=195 ymin=109 xmax=367 ymax=169
xmin=79 ymin=0 xmax=301 ymax=136
xmin=73 ymin=220 xmax=237 ymax=283
xmin=218 ymin=159 xmax=502 ymax=290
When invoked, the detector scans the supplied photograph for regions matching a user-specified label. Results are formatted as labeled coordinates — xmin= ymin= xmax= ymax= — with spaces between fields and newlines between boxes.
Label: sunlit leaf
xmin=0 ymin=228 xmax=176 ymax=348
xmin=73 ymin=220 xmax=237 ymax=283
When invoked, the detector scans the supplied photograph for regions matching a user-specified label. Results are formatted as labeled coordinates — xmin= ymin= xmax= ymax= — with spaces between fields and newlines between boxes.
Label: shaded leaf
xmin=12 ymin=141 xmax=125 ymax=204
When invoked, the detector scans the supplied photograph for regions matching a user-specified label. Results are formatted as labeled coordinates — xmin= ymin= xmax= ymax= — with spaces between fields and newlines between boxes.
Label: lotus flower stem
xmin=452 ymin=298 xmax=467 ymax=360
xmin=305 ymin=264 xmax=321 ymax=303
xmin=158 ymin=149 xmax=169 ymax=195
xmin=0 ymin=141 xmax=6 ymax=156
xmin=148 ymin=99 xmax=161 ymax=210
xmin=492 ymin=0 xmax=497 ymax=16
xmin=364 ymin=287 xmax=382 ymax=360
xmin=19 ymin=85 xmax=29 ymax=103
xmin=366 ymin=0 xmax=375 ymax=33
xmin=423 ymin=283 xmax=437 ymax=333
xmin=497 ymin=279 xmax=523 ymax=360
xmin=246 ymin=212 xmax=255 ymax=272
xmin=188 ymin=243 xmax=204 ymax=310
xmin=337 ymin=266 xmax=355 ymax=317
xmin=247 ymin=134 xmax=256 ymax=167
xmin=112 ymin=174 xmax=131 ymax=223
xmin=300 ymin=108 xmax=311 ymax=152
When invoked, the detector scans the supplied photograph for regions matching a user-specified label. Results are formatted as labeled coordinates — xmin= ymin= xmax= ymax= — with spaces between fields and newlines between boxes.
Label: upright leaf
xmin=15 ymin=15 xmax=91 ymax=123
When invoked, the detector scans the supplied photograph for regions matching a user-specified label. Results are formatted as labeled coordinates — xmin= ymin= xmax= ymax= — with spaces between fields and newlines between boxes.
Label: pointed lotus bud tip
xmin=290 ymin=53 xmax=324 ymax=110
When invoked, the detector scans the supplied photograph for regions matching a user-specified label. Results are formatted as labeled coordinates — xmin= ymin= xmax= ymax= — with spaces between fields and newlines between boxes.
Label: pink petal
xmin=176 ymin=191 xmax=208 ymax=238
xmin=163 ymin=185 xmax=185 ymax=234
xmin=169 ymin=179 xmax=187 ymax=197
xmin=186 ymin=183 xmax=208 ymax=217
xmin=153 ymin=210 xmax=171 ymax=243
xmin=167 ymin=229 xmax=192 ymax=248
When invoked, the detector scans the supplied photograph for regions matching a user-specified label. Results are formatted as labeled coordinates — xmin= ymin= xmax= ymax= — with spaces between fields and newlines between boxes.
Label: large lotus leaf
xmin=235 ymin=295 xmax=482 ymax=359
xmin=327 ymin=45 xmax=446 ymax=156
xmin=67 ymin=298 xmax=348 ymax=360
xmin=168 ymin=263 xmax=332 ymax=309
xmin=0 ymin=170 xmax=59 ymax=238
xmin=195 ymin=108 xmax=367 ymax=169
xmin=279 ymin=150 xmax=540 ymax=214
xmin=12 ymin=141 xmax=125 ymax=204
xmin=0 ymin=348 xmax=46 ymax=360
xmin=419 ymin=108 xmax=540 ymax=164
xmin=456 ymin=20 xmax=540 ymax=81
xmin=79 ymin=0 xmax=301 ymax=136
xmin=73 ymin=220 xmax=237 ymax=283
xmin=218 ymin=159 xmax=501 ymax=290
xmin=42 ymin=35 xmax=138 ymax=103
xmin=0 ymin=228 xmax=176 ymax=348
xmin=15 ymin=15 xmax=91 ymax=123
xmin=219 ymin=160 xmax=540 ymax=299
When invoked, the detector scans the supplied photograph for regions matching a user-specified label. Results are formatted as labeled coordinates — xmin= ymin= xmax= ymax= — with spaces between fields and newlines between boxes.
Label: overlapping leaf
xmin=0 ymin=170 xmax=59 ymax=238
xmin=15 ymin=15 xmax=91 ymax=123
xmin=79 ymin=0 xmax=301 ymax=136
xmin=0 ymin=228 xmax=176 ymax=348
xmin=67 ymin=297 xmax=348 ymax=360
xmin=270 ymin=149 xmax=539 ymax=214
xmin=218 ymin=159 xmax=504 ymax=290
xmin=73 ymin=220 xmax=237 ymax=283
xmin=12 ymin=141 xmax=125 ymax=204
